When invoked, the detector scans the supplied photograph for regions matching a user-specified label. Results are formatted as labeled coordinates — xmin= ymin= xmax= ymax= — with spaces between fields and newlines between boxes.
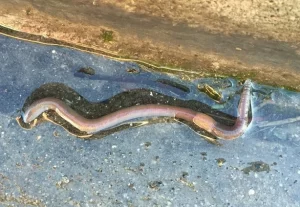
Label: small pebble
xmin=248 ymin=189 xmax=255 ymax=195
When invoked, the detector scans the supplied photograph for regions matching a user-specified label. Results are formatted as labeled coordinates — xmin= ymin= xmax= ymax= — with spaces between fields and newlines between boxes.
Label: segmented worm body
xmin=22 ymin=80 xmax=252 ymax=140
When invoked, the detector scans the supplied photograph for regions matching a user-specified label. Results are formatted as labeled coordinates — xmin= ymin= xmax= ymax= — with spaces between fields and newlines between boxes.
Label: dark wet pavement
xmin=0 ymin=34 xmax=300 ymax=206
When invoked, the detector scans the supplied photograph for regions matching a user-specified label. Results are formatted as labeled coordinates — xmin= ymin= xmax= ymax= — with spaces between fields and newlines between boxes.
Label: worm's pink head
xmin=193 ymin=113 xmax=216 ymax=132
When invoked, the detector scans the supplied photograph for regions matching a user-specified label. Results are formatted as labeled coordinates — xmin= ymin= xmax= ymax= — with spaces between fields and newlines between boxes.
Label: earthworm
xmin=21 ymin=80 xmax=252 ymax=140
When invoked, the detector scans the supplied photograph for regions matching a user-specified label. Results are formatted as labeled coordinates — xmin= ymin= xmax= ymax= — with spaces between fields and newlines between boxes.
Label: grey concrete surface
xmin=0 ymin=34 xmax=299 ymax=207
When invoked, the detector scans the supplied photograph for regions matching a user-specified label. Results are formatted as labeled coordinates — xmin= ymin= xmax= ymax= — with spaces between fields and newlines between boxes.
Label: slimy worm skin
xmin=193 ymin=79 xmax=252 ymax=139
xmin=22 ymin=100 xmax=197 ymax=134
xmin=21 ymin=80 xmax=252 ymax=140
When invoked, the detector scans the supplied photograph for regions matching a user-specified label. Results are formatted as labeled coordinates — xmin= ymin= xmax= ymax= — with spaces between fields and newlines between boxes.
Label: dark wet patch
xmin=74 ymin=71 xmax=188 ymax=97
xmin=156 ymin=79 xmax=190 ymax=93
xmin=242 ymin=161 xmax=270 ymax=174
xmin=18 ymin=82 xmax=236 ymax=140
xmin=78 ymin=67 xmax=95 ymax=75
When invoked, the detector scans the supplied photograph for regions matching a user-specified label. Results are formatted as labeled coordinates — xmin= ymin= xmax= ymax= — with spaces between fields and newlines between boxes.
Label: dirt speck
xmin=148 ymin=181 xmax=163 ymax=190
xmin=216 ymin=158 xmax=226 ymax=167
xmin=101 ymin=29 xmax=114 ymax=42
xmin=78 ymin=67 xmax=96 ymax=75
xmin=242 ymin=161 xmax=270 ymax=175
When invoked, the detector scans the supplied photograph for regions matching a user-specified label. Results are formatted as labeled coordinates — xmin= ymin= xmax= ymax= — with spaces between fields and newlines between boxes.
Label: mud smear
xmin=242 ymin=161 xmax=271 ymax=175
xmin=17 ymin=83 xmax=239 ymax=141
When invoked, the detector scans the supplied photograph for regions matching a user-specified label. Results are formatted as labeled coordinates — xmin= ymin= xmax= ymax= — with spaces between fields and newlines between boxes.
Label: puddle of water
xmin=17 ymin=68 xmax=300 ymax=144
